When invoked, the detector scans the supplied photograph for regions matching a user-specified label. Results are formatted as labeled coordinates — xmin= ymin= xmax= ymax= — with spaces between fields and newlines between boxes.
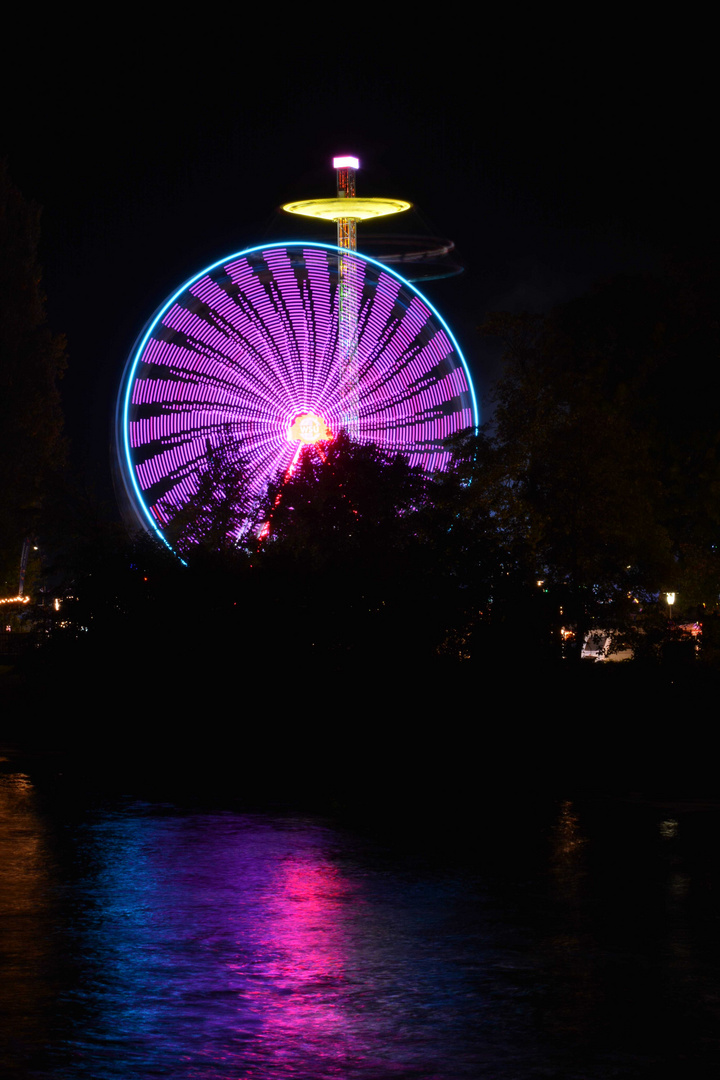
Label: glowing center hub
xmin=289 ymin=412 xmax=331 ymax=445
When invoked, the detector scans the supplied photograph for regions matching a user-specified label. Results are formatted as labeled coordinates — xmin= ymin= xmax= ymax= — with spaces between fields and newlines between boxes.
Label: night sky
xmin=2 ymin=19 xmax=715 ymax=503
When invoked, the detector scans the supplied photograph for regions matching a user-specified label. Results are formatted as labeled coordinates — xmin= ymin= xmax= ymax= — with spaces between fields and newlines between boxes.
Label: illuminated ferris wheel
xmin=116 ymin=164 xmax=478 ymax=547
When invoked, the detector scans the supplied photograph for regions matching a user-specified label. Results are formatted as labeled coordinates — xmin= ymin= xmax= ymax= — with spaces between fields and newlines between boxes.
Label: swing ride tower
xmin=282 ymin=156 xmax=411 ymax=436
xmin=115 ymin=158 xmax=478 ymax=551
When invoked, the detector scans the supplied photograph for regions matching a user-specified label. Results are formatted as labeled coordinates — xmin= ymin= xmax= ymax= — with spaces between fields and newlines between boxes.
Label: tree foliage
xmin=160 ymin=434 xmax=255 ymax=562
xmin=32 ymin=259 xmax=718 ymax=676
xmin=247 ymin=432 xmax=442 ymax=659
xmin=469 ymin=266 xmax=720 ymax=658
xmin=482 ymin=304 xmax=671 ymax=587
xmin=0 ymin=162 xmax=67 ymax=590
xmin=256 ymin=431 xmax=429 ymax=574
xmin=142 ymin=254 xmax=720 ymax=669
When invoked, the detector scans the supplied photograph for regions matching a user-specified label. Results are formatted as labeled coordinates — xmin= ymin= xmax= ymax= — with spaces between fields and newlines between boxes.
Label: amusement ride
xmin=115 ymin=158 xmax=478 ymax=548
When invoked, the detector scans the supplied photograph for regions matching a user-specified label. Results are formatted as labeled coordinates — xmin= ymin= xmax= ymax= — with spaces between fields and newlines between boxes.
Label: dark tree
xmin=467 ymin=266 xmax=720 ymax=663
xmin=252 ymin=432 xmax=443 ymax=662
xmin=0 ymin=162 xmax=67 ymax=592
xmin=160 ymin=434 xmax=255 ymax=562
xmin=257 ymin=431 xmax=429 ymax=573
xmin=476 ymin=279 xmax=694 ymax=658
xmin=429 ymin=427 xmax=553 ymax=663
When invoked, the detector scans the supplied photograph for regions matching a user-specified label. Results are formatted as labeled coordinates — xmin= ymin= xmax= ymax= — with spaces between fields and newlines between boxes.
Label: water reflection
xmin=539 ymin=800 xmax=602 ymax=1058
xmin=550 ymin=800 xmax=587 ymax=864
xmin=59 ymin=809 xmax=484 ymax=1078
xmin=255 ymin=856 xmax=357 ymax=1053
xmin=660 ymin=818 xmax=679 ymax=839
xmin=0 ymin=773 xmax=59 ymax=1076
xmin=1 ymin=777 xmax=720 ymax=1079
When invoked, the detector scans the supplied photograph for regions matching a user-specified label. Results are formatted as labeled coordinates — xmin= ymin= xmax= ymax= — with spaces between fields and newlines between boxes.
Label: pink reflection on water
xmin=61 ymin=812 xmax=427 ymax=1078
xmin=244 ymin=853 xmax=362 ymax=1063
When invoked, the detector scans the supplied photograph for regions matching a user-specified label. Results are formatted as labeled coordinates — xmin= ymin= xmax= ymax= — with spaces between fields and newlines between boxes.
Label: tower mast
xmin=334 ymin=155 xmax=360 ymax=436
xmin=334 ymin=155 xmax=358 ymax=251
xmin=282 ymin=157 xmax=411 ymax=440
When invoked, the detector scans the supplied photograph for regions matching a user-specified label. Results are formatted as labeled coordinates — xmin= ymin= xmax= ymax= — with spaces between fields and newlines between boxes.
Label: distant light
xmin=666 ymin=592 xmax=676 ymax=606
xmin=333 ymin=156 xmax=359 ymax=169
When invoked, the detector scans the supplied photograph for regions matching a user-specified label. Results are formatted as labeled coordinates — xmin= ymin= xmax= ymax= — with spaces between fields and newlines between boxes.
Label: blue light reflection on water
xmin=53 ymin=807 xmax=510 ymax=1080
xmin=2 ymin=773 xmax=720 ymax=1079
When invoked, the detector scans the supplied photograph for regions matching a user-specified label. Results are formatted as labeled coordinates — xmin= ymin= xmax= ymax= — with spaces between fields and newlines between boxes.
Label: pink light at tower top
xmin=333 ymin=156 xmax=359 ymax=169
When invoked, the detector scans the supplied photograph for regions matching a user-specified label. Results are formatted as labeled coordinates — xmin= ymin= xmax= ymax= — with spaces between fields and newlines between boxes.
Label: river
xmin=1 ymin=754 xmax=719 ymax=1078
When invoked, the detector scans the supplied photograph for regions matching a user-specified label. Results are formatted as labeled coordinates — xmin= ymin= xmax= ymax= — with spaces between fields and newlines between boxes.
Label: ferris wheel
xmin=116 ymin=241 xmax=478 ymax=548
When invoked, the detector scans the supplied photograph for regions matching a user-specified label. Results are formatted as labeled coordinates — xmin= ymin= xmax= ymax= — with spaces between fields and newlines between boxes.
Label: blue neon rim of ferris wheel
xmin=120 ymin=240 xmax=480 ymax=545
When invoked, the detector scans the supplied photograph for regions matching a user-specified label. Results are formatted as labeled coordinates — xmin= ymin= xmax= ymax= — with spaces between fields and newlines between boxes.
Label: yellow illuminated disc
xmin=281 ymin=197 xmax=411 ymax=222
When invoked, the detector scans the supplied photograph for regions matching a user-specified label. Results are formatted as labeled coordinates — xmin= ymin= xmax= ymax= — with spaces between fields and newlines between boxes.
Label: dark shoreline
xmin=2 ymin=660 xmax=716 ymax=812
xmin=3 ymin=647 xmax=719 ymax=822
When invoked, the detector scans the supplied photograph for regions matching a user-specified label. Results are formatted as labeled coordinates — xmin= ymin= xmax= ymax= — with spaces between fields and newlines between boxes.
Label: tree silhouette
xmin=0 ymin=162 xmax=67 ymax=591
xmin=257 ymin=430 xmax=429 ymax=573
xmin=473 ymin=268 xmax=720 ymax=658
xmin=160 ymin=434 xmax=255 ymax=560
xmin=252 ymin=431 xmax=445 ymax=661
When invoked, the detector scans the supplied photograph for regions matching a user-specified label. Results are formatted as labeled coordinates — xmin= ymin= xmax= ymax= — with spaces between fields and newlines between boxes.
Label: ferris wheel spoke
xmin=118 ymin=243 xmax=478 ymax=547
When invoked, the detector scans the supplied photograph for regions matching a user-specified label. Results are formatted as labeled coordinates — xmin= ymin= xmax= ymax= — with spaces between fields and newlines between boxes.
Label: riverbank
xmin=3 ymin=639 xmax=718 ymax=814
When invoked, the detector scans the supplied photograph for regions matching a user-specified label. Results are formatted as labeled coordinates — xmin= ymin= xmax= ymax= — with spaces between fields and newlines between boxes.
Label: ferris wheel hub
xmin=289 ymin=413 xmax=332 ymax=445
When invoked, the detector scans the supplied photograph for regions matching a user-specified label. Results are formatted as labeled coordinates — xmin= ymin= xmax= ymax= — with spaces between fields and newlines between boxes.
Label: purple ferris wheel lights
xmin=117 ymin=242 xmax=478 ymax=547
